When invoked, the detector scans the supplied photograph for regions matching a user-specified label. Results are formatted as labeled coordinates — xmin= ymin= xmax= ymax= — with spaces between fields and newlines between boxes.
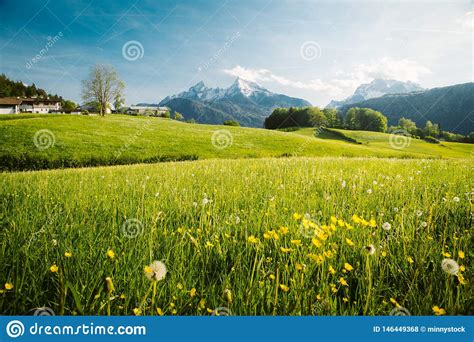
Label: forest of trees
xmin=264 ymin=106 xmax=473 ymax=143
xmin=0 ymin=74 xmax=62 ymax=101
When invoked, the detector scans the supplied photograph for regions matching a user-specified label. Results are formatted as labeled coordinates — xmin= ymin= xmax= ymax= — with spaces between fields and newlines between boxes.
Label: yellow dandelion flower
xmin=269 ymin=274 xmax=275 ymax=280
xmin=279 ymin=284 xmax=289 ymax=292
xmin=442 ymin=252 xmax=451 ymax=258
xmin=459 ymin=265 xmax=465 ymax=272
xmin=344 ymin=263 xmax=354 ymax=272
xmin=337 ymin=219 xmax=345 ymax=227
xmin=457 ymin=274 xmax=466 ymax=285
xmin=190 ymin=288 xmax=197 ymax=297
xmin=133 ymin=308 xmax=142 ymax=316
xmin=351 ymin=214 xmax=361 ymax=224
xmin=328 ymin=266 xmax=336 ymax=274
xmin=205 ymin=241 xmax=214 ymax=248
xmin=295 ymin=263 xmax=305 ymax=271
xmin=120 ymin=294 xmax=126 ymax=299
xmin=292 ymin=213 xmax=302 ymax=220
xmin=156 ymin=307 xmax=164 ymax=316
xmin=369 ymin=219 xmax=376 ymax=227
xmin=291 ymin=239 xmax=302 ymax=246
xmin=5 ymin=283 xmax=13 ymax=290
xmin=330 ymin=216 xmax=337 ymax=224
xmin=407 ymin=256 xmax=414 ymax=264
xmin=458 ymin=251 xmax=465 ymax=259
xmin=198 ymin=298 xmax=206 ymax=310
xmin=247 ymin=235 xmax=259 ymax=244
xmin=343 ymin=297 xmax=349 ymax=303
xmin=432 ymin=306 xmax=446 ymax=316
xmin=339 ymin=277 xmax=348 ymax=286
xmin=344 ymin=222 xmax=353 ymax=230
xmin=330 ymin=283 xmax=338 ymax=293
xmin=280 ymin=247 xmax=292 ymax=253
xmin=263 ymin=232 xmax=271 ymax=239
xmin=177 ymin=283 xmax=184 ymax=290
xmin=316 ymin=294 xmax=322 ymax=301
xmin=279 ymin=226 xmax=289 ymax=235
xmin=64 ymin=252 xmax=72 ymax=258
xmin=311 ymin=238 xmax=322 ymax=248
xmin=345 ymin=238 xmax=355 ymax=246
xmin=106 ymin=249 xmax=115 ymax=259
xmin=50 ymin=264 xmax=59 ymax=273
xmin=381 ymin=251 xmax=387 ymax=257
xmin=324 ymin=250 xmax=334 ymax=258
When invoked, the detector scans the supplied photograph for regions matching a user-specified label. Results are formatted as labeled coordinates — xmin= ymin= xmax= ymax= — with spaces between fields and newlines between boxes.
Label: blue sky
xmin=0 ymin=0 xmax=472 ymax=106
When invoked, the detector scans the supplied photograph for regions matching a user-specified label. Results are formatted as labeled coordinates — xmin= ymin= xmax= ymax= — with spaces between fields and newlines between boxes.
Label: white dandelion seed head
xmin=394 ymin=207 xmax=399 ymax=212
xmin=453 ymin=197 xmax=460 ymax=202
xmin=341 ymin=180 xmax=346 ymax=188
xmin=421 ymin=221 xmax=428 ymax=227
xmin=442 ymin=197 xmax=447 ymax=202
xmin=146 ymin=260 xmax=167 ymax=281
xmin=373 ymin=181 xmax=378 ymax=185
xmin=416 ymin=210 xmax=423 ymax=217
xmin=365 ymin=244 xmax=376 ymax=255
xmin=441 ymin=258 xmax=459 ymax=275
xmin=202 ymin=198 xmax=209 ymax=205
xmin=51 ymin=239 xmax=58 ymax=246
xmin=382 ymin=222 xmax=391 ymax=231
xmin=367 ymin=189 xmax=373 ymax=194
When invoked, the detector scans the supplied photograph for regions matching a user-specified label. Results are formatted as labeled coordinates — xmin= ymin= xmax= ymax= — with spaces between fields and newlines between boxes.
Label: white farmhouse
xmin=0 ymin=97 xmax=61 ymax=114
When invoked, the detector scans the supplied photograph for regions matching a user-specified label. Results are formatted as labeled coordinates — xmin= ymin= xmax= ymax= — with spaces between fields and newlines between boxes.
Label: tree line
xmin=264 ymin=106 xmax=473 ymax=143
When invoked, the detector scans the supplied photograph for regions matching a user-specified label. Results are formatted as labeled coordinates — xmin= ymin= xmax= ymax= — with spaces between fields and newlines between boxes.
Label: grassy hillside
xmin=0 ymin=114 xmax=472 ymax=171
xmin=1 ymin=157 xmax=471 ymax=315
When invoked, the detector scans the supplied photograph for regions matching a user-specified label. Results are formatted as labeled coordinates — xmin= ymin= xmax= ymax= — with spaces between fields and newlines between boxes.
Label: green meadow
xmin=0 ymin=114 xmax=472 ymax=316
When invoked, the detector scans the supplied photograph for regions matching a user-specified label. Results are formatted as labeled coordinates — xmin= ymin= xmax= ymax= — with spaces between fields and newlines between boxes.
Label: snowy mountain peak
xmin=327 ymin=79 xmax=425 ymax=108
xmin=226 ymin=77 xmax=270 ymax=97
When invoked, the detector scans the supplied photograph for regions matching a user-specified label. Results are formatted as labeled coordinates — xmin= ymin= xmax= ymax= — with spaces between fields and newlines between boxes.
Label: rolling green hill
xmin=0 ymin=114 xmax=472 ymax=171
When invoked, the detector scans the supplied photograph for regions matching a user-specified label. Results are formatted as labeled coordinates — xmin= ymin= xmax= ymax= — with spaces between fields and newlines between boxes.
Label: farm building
xmin=0 ymin=97 xmax=61 ymax=114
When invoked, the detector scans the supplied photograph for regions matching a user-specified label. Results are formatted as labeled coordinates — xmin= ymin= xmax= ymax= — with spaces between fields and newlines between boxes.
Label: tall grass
xmin=0 ymin=157 xmax=471 ymax=315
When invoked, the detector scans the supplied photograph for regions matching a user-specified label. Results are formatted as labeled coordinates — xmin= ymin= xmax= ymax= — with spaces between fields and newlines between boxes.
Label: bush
xmin=223 ymin=120 xmax=240 ymax=126
xmin=81 ymin=110 xmax=89 ymax=115
xmin=423 ymin=136 xmax=440 ymax=144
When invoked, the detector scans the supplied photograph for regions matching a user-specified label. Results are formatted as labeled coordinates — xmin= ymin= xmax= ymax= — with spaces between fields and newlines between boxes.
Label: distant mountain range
xmin=327 ymin=79 xmax=425 ymax=108
xmin=157 ymin=78 xmax=311 ymax=127
xmin=338 ymin=82 xmax=474 ymax=135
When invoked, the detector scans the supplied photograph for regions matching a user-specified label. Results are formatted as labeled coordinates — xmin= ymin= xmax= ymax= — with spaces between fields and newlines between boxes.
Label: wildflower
xmin=339 ymin=277 xmax=348 ymax=286
xmin=341 ymin=180 xmax=346 ymax=188
xmin=269 ymin=274 xmax=275 ymax=280
xmin=291 ymin=239 xmax=302 ymax=246
xmin=365 ymin=244 xmax=376 ymax=255
xmin=421 ymin=221 xmax=428 ymax=228
xmin=311 ymin=238 xmax=322 ymax=248
xmin=263 ymin=230 xmax=279 ymax=241
xmin=295 ymin=263 xmax=305 ymax=271
xmin=330 ymin=216 xmax=337 ymax=224
xmin=369 ymin=219 xmax=376 ymax=227
xmin=432 ymin=306 xmax=446 ymax=315
xmin=202 ymin=198 xmax=209 ymax=205
xmin=51 ymin=239 xmax=58 ymax=246
xmin=458 ymin=251 xmax=465 ymax=259
xmin=106 ymin=249 xmax=115 ymax=259
xmin=345 ymin=238 xmax=355 ymax=246
xmin=351 ymin=214 xmax=361 ymax=224
xmin=441 ymin=258 xmax=459 ymax=275
xmin=316 ymin=294 xmax=322 ymax=301
xmin=177 ymin=283 xmax=184 ymax=290
xmin=156 ymin=308 xmax=164 ymax=316
xmin=343 ymin=297 xmax=349 ymax=303
xmin=328 ymin=266 xmax=336 ymax=274
xmin=292 ymin=213 xmax=302 ymax=220
xmin=190 ymin=288 xmax=197 ymax=297
xmin=279 ymin=284 xmax=289 ymax=292
xmin=407 ymin=257 xmax=414 ymax=264
xmin=382 ymin=222 xmax=391 ymax=231
xmin=64 ymin=251 xmax=72 ymax=258
xmin=442 ymin=252 xmax=451 ymax=258
xmin=457 ymin=274 xmax=466 ymax=285
xmin=198 ymin=298 xmax=206 ymax=310
xmin=278 ymin=226 xmax=289 ymax=235
xmin=367 ymin=189 xmax=372 ymax=194
xmin=247 ymin=235 xmax=259 ymax=244
xmin=324 ymin=250 xmax=334 ymax=258
xmin=224 ymin=289 xmax=232 ymax=304
xmin=381 ymin=251 xmax=387 ymax=257
xmin=330 ymin=283 xmax=337 ymax=293
xmin=50 ymin=264 xmax=59 ymax=273
xmin=393 ymin=207 xmax=399 ymax=212
xmin=280 ymin=247 xmax=292 ymax=253
xmin=459 ymin=265 xmax=465 ymax=272
xmin=416 ymin=210 xmax=423 ymax=217
xmin=344 ymin=263 xmax=354 ymax=272
xmin=205 ymin=241 xmax=214 ymax=248
xmin=144 ymin=260 xmax=167 ymax=281
xmin=453 ymin=197 xmax=460 ymax=202
xmin=5 ymin=283 xmax=13 ymax=290
xmin=133 ymin=308 xmax=142 ymax=316
xmin=105 ymin=277 xmax=115 ymax=294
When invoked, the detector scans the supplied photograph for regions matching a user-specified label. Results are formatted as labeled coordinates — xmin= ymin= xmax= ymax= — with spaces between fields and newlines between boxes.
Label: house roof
xmin=0 ymin=97 xmax=22 ymax=105
xmin=0 ymin=97 xmax=60 ymax=105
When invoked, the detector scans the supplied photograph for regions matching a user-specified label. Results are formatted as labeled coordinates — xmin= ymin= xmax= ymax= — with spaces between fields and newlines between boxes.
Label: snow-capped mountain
xmin=158 ymin=78 xmax=311 ymax=127
xmin=327 ymin=79 xmax=425 ymax=108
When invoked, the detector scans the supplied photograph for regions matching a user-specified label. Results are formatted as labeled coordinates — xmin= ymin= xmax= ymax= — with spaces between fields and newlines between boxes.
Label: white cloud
xmin=458 ymin=11 xmax=474 ymax=30
xmin=223 ymin=58 xmax=430 ymax=99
